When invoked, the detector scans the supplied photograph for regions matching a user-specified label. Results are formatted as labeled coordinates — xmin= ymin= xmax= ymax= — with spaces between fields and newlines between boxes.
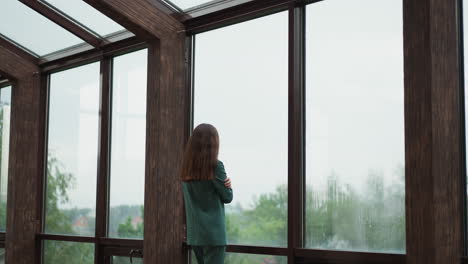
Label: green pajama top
xmin=182 ymin=160 xmax=233 ymax=246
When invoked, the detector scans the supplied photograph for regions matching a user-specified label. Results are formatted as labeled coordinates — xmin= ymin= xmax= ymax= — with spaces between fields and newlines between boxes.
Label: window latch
xmin=129 ymin=249 xmax=143 ymax=263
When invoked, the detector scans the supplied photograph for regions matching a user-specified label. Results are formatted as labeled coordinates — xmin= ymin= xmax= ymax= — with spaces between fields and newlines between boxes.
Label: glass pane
xmin=0 ymin=248 xmax=4 ymax=264
xmin=305 ymin=0 xmax=405 ymax=253
xmin=193 ymin=13 xmax=288 ymax=246
xmin=44 ymin=240 xmax=94 ymax=264
xmin=41 ymin=0 xmax=125 ymax=37
xmin=45 ymin=62 xmax=100 ymax=237
xmin=191 ymin=252 xmax=287 ymax=264
xmin=0 ymin=87 xmax=11 ymax=232
xmin=109 ymin=49 xmax=148 ymax=239
xmin=0 ymin=0 xmax=84 ymax=56
xmin=113 ymin=256 xmax=142 ymax=264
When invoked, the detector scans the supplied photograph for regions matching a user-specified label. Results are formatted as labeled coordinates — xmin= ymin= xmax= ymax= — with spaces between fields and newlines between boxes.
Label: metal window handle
xmin=129 ymin=249 xmax=143 ymax=263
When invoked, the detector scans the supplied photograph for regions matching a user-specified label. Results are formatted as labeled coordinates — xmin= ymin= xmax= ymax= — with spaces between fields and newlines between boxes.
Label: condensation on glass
xmin=0 ymin=0 xmax=84 ymax=56
xmin=0 ymin=86 xmax=11 ymax=232
xmin=108 ymin=49 xmax=148 ymax=239
xmin=41 ymin=0 xmax=125 ymax=37
xmin=305 ymin=0 xmax=405 ymax=253
xmin=43 ymin=240 xmax=94 ymax=264
xmin=45 ymin=62 xmax=100 ymax=237
xmin=193 ymin=12 xmax=288 ymax=247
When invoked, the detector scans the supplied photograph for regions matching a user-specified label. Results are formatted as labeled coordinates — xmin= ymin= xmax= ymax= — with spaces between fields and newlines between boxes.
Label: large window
xmin=109 ymin=49 xmax=148 ymax=239
xmin=45 ymin=62 xmax=100 ymax=237
xmin=193 ymin=12 xmax=288 ymax=247
xmin=43 ymin=48 xmax=147 ymax=262
xmin=305 ymin=0 xmax=405 ymax=253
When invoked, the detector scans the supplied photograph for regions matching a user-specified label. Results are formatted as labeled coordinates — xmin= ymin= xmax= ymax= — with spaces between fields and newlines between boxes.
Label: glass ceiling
xmin=41 ymin=0 xmax=125 ymax=37
xmin=0 ymin=0 xmax=255 ymax=59
xmin=0 ymin=0 xmax=84 ymax=56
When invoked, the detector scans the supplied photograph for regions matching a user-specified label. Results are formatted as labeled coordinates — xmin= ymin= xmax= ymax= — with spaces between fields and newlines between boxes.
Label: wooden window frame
xmin=37 ymin=43 xmax=148 ymax=264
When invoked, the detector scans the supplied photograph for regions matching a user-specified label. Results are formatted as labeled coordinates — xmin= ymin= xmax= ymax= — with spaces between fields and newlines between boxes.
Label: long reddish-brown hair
xmin=181 ymin=123 xmax=219 ymax=182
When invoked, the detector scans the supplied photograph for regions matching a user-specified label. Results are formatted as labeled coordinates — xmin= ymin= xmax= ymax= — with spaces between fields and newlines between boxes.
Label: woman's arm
xmin=213 ymin=161 xmax=233 ymax=204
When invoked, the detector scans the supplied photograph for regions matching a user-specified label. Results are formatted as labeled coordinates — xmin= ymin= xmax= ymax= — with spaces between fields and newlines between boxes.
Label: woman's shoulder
xmin=214 ymin=160 xmax=226 ymax=179
xmin=215 ymin=160 xmax=224 ymax=170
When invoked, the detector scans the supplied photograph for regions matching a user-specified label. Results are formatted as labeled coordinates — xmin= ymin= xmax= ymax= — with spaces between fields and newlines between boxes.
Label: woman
xmin=181 ymin=123 xmax=233 ymax=264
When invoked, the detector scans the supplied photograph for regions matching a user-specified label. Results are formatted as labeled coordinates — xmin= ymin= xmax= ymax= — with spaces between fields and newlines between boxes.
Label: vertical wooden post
xmin=0 ymin=46 xmax=41 ymax=264
xmin=144 ymin=35 xmax=188 ymax=264
xmin=404 ymin=0 xmax=464 ymax=263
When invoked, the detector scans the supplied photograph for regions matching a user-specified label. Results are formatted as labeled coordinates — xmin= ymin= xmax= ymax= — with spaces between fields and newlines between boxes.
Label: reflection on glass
xmin=109 ymin=49 xmax=147 ymax=239
xmin=41 ymin=0 xmax=125 ymax=37
xmin=113 ymin=256 xmax=142 ymax=264
xmin=45 ymin=62 xmax=100 ymax=237
xmin=191 ymin=252 xmax=286 ymax=264
xmin=44 ymin=240 xmax=94 ymax=264
xmin=0 ymin=0 xmax=84 ymax=56
xmin=193 ymin=13 xmax=288 ymax=246
xmin=0 ymin=87 xmax=11 ymax=232
xmin=305 ymin=0 xmax=405 ymax=253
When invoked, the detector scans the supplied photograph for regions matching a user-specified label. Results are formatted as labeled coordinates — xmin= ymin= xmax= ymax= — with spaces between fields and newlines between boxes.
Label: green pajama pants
xmin=192 ymin=246 xmax=226 ymax=264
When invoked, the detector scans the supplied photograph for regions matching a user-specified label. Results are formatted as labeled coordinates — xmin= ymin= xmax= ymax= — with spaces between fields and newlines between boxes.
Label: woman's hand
xmin=224 ymin=177 xmax=232 ymax=189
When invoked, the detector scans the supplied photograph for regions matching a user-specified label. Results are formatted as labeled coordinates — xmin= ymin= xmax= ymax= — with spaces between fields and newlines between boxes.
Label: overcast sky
xmin=44 ymin=0 xmax=404 ymax=212
xmin=195 ymin=0 xmax=404 ymax=207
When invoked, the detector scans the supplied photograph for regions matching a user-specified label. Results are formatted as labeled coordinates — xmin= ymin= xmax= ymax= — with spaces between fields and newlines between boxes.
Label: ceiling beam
xmin=19 ymin=0 xmax=104 ymax=48
xmin=84 ymin=0 xmax=185 ymax=39
xmin=0 ymin=44 xmax=39 ymax=79
xmin=0 ymin=36 xmax=39 ymax=66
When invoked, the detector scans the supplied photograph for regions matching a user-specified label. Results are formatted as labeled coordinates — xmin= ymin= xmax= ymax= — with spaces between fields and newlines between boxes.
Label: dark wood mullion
xmin=226 ymin=245 xmax=288 ymax=256
xmin=459 ymin=0 xmax=468 ymax=256
xmin=0 ymin=231 xmax=4 ymax=248
xmin=101 ymin=246 xmax=142 ymax=257
xmin=36 ymin=72 xmax=49 ymax=250
xmin=19 ymin=0 xmax=103 ymax=48
xmin=295 ymin=249 xmax=405 ymax=264
xmin=99 ymin=238 xmax=143 ymax=248
xmin=35 ymin=72 xmax=49 ymax=264
xmin=95 ymin=57 xmax=112 ymax=264
xmin=288 ymin=3 xmax=305 ymax=264
xmin=37 ymin=234 xmax=96 ymax=243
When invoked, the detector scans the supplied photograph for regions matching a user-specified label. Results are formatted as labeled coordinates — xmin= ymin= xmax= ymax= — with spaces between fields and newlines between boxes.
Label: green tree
xmin=43 ymin=156 xmax=94 ymax=264
xmin=117 ymin=205 xmax=144 ymax=238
